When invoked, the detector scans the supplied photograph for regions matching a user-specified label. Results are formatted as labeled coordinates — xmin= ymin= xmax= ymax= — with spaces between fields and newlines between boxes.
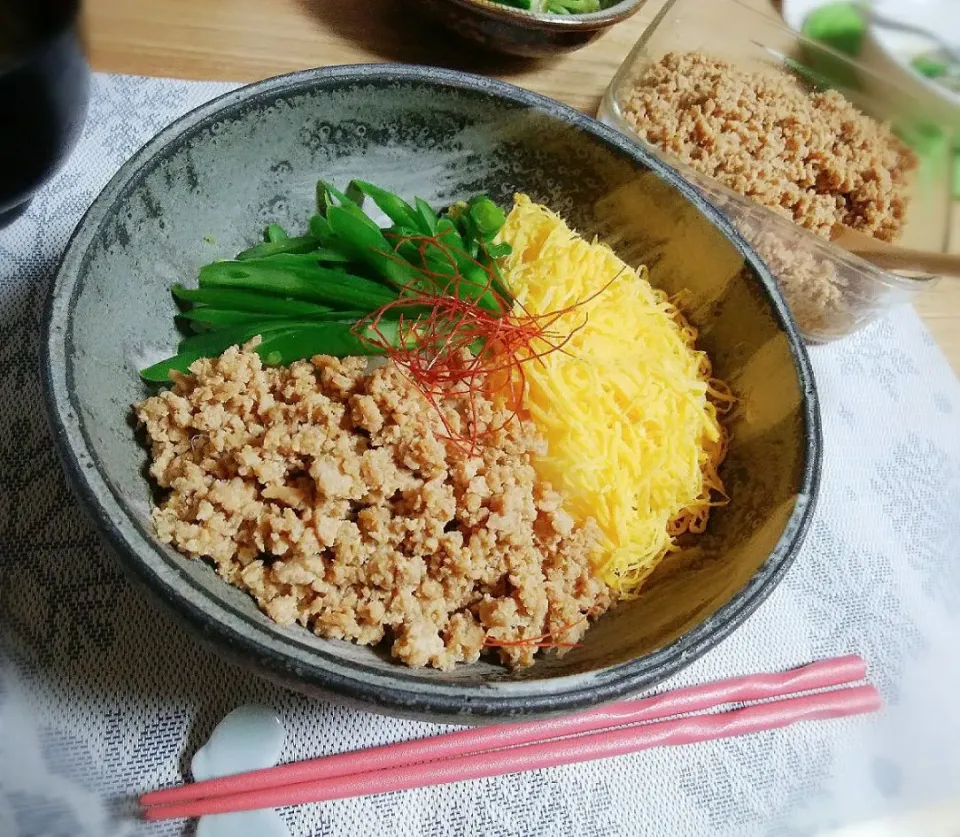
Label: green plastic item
xmin=801 ymin=2 xmax=865 ymax=57
xmin=912 ymin=54 xmax=949 ymax=79
xmin=798 ymin=3 xmax=865 ymax=91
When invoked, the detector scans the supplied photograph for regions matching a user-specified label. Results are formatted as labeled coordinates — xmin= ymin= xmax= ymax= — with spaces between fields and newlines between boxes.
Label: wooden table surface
xmin=82 ymin=0 xmax=960 ymax=372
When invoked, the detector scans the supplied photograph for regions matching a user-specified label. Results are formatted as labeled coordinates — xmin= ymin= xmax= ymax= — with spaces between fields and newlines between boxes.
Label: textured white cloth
xmin=1 ymin=74 xmax=959 ymax=837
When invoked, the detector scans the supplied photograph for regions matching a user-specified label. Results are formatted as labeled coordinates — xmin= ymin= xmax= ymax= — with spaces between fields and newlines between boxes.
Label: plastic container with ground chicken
xmin=598 ymin=0 xmax=955 ymax=343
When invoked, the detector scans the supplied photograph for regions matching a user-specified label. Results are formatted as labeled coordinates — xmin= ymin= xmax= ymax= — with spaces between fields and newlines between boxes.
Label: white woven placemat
xmin=1 ymin=74 xmax=959 ymax=837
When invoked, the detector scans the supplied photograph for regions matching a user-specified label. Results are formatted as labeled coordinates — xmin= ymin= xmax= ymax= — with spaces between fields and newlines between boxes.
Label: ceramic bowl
xmin=42 ymin=65 xmax=821 ymax=722
xmin=413 ymin=0 xmax=647 ymax=56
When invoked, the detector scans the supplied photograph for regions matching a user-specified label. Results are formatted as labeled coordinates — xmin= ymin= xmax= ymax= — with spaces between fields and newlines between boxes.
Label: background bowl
xmin=43 ymin=64 xmax=820 ymax=722
xmin=601 ymin=0 xmax=955 ymax=343
xmin=413 ymin=0 xmax=646 ymax=57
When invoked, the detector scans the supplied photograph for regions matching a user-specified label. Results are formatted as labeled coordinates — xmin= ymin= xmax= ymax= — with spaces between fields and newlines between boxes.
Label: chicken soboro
xmin=135 ymin=342 xmax=611 ymax=670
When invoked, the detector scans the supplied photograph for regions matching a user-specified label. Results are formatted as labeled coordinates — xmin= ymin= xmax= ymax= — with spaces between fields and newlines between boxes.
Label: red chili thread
xmin=354 ymin=232 xmax=615 ymax=455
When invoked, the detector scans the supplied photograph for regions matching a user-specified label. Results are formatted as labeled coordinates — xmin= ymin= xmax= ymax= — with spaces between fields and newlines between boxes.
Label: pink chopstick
xmin=142 ymin=654 xmax=864 ymax=809
xmin=145 ymin=683 xmax=881 ymax=820
xmin=141 ymin=655 xmax=868 ymax=816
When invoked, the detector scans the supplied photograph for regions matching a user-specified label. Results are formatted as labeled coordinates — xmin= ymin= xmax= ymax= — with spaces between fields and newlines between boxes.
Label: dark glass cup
xmin=0 ymin=0 xmax=90 ymax=227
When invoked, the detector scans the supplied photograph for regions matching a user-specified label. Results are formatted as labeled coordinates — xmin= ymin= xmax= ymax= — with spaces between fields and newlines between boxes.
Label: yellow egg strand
xmin=500 ymin=194 xmax=729 ymax=597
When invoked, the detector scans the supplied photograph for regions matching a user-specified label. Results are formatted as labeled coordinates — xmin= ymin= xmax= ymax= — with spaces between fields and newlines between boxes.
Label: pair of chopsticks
xmin=141 ymin=655 xmax=878 ymax=821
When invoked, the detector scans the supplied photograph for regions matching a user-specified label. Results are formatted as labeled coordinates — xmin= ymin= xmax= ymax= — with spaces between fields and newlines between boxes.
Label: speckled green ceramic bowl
xmin=414 ymin=0 xmax=647 ymax=56
xmin=42 ymin=65 xmax=820 ymax=722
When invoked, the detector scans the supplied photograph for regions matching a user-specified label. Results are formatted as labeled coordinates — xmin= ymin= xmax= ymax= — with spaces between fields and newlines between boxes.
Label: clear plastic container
xmin=598 ymin=0 xmax=955 ymax=342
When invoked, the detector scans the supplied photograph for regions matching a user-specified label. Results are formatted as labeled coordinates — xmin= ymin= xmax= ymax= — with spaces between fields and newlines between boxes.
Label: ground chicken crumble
xmin=623 ymin=52 xmax=915 ymax=241
xmin=135 ymin=343 xmax=612 ymax=670
xmin=621 ymin=52 xmax=918 ymax=337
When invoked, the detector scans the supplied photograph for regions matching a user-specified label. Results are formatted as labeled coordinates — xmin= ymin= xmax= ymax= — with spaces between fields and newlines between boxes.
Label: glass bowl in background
xmin=598 ymin=0 xmax=955 ymax=343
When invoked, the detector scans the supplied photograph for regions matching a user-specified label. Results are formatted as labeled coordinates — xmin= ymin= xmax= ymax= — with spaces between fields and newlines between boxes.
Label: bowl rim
xmin=42 ymin=62 xmax=822 ymax=721
xmin=443 ymin=0 xmax=646 ymax=30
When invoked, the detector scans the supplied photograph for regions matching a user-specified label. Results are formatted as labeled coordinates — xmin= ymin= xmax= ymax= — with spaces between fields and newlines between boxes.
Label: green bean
xmin=446 ymin=211 xmax=481 ymax=258
xmin=141 ymin=352 xmax=206 ymax=382
xmin=236 ymin=236 xmax=349 ymax=261
xmin=326 ymin=206 xmax=418 ymax=290
xmin=265 ymin=223 xmax=289 ymax=243
xmin=344 ymin=180 xmax=365 ymax=208
xmin=303 ymin=309 xmax=373 ymax=322
xmin=181 ymin=304 xmax=422 ymax=335
xmin=317 ymin=180 xmax=380 ymax=231
xmin=309 ymin=213 xmax=331 ymax=239
xmin=144 ymin=316 xmax=405 ymax=381
xmin=178 ymin=321 xmax=298 ymax=355
xmin=484 ymin=242 xmax=512 ymax=259
xmin=198 ymin=257 xmax=397 ymax=310
xmin=305 ymin=213 xmax=357 ymax=263
xmin=438 ymin=208 xmax=513 ymax=308
xmin=396 ymin=237 xmax=461 ymax=286
xmin=319 ymin=180 xmax=357 ymax=211
xmin=142 ymin=323 xmax=302 ymax=382
xmin=434 ymin=222 xmax=502 ymax=310
xmin=316 ymin=179 xmax=332 ymax=214
xmin=233 ymin=252 xmax=351 ymax=269
xmin=422 ymin=247 xmax=501 ymax=312
xmin=468 ymin=197 xmax=506 ymax=241
xmin=486 ymin=265 xmax=513 ymax=307
xmin=386 ymin=225 xmax=426 ymax=245
xmin=459 ymin=264 xmax=503 ymax=312
xmin=436 ymin=217 xmax=463 ymax=245
xmin=455 ymin=199 xmax=511 ymax=302
xmin=172 ymin=285 xmax=333 ymax=316
xmin=475 ymin=238 xmax=512 ymax=303
xmin=178 ymin=308 xmax=289 ymax=330
xmin=349 ymin=180 xmax=421 ymax=230
xmin=414 ymin=198 xmax=439 ymax=235
xmin=255 ymin=320 xmax=403 ymax=366
xmin=394 ymin=225 xmax=503 ymax=312
xmin=435 ymin=218 xmax=479 ymax=267
xmin=912 ymin=55 xmax=948 ymax=79
xmin=147 ymin=181 xmax=521 ymax=384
